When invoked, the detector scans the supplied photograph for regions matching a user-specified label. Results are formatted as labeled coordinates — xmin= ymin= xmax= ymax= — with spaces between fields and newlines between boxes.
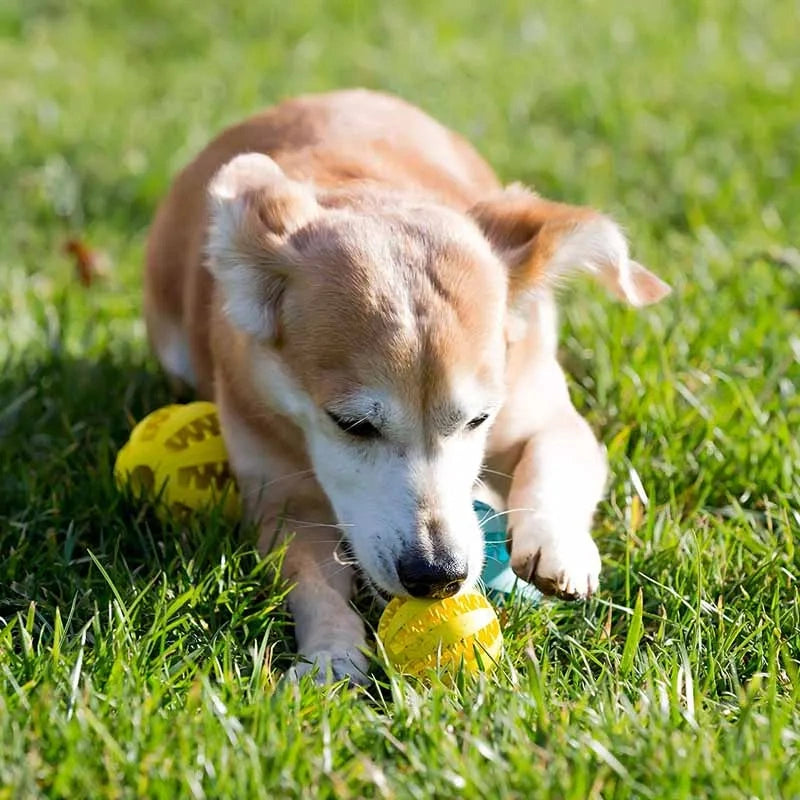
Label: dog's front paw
xmin=510 ymin=527 xmax=601 ymax=600
xmin=285 ymin=648 xmax=370 ymax=687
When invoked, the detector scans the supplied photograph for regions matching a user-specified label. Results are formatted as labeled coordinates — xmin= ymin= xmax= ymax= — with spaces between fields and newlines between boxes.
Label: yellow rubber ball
xmin=378 ymin=590 xmax=503 ymax=679
xmin=114 ymin=402 xmax=240 ymax=520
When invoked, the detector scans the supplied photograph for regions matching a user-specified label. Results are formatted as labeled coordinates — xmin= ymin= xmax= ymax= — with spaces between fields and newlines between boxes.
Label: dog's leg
xmin=245 ymin=486 xmax=369 ymax=685
xmin=219 ymin=398 xmax=369 ymax=685
xmin=504 ymin=362 xmax=608 ymax=599
xmin=278 ymin=524 xmax=370 ymax=685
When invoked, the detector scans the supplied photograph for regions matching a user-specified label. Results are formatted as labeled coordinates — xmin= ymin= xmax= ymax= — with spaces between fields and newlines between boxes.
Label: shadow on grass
xmin=0 ymin=347 xmax=296 ymax=671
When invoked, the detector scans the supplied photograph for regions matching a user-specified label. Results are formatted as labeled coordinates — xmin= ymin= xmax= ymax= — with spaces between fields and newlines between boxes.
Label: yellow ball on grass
xmin=378 ymin=590 xmax=503 ymax=679
xmin=114 ymin=401 xmax=240 ymax=520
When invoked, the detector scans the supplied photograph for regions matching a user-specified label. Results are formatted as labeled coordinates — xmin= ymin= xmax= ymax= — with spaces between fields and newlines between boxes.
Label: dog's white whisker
xmin=239 ymin=468 xmax=317 ymax=500
xmin=318 ymin=558 xmax=361 ymax=579
xmin=480 ymin=467 xmax=513 ymax=480
xmin=478 ymin=506 xmax=545 ymax=525
xmin=280 ymin=518 xmax=354 ymax=529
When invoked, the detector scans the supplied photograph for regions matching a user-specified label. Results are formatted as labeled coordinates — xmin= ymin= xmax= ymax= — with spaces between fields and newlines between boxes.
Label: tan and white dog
xmin=144 ymin=89 xmax=669 ymax=682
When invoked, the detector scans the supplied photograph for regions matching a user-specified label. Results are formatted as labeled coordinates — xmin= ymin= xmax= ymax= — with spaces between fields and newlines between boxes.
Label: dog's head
xmin=207 ymin=154 xmax=669 ymax=598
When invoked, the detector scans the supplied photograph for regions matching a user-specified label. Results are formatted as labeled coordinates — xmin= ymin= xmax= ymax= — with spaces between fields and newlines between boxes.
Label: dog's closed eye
xmin=327 ymin=411 xmax=382 ymax=440
xmin=466 ymin=413 xmax=490 ymax=431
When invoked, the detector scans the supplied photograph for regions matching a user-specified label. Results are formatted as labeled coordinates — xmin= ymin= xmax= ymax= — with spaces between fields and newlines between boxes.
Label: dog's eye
xmin=327 ymin=411 xmax=381 ymax=440
xmin=466 ymin=413 xmax=490 ymax=431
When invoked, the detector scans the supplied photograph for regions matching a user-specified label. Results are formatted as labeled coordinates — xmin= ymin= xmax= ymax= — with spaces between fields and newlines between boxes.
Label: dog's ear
xmin=207 ymin=152 xmax=319 ymax=340
xmin=470 ymin=186 xmax=670 ymax=334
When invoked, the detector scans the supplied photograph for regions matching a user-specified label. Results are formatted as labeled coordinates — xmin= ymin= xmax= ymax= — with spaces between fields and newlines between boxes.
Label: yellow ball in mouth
xmin=114 ymin=402 xmax=240 ymax=521
xmin=377 ymin=590 xmax=503 ymax=679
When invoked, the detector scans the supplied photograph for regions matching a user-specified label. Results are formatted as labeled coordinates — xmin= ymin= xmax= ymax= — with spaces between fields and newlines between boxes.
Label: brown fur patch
xmin=469 ymin=188 xmax=599 ymax=300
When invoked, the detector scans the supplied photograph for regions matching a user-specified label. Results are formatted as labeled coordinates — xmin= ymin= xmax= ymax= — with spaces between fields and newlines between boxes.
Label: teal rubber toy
xmin=475 ymin=500 xmax=540 ymax=604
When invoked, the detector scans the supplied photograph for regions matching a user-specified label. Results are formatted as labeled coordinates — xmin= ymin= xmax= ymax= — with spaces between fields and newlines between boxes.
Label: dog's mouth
xmin=359 ymin=572 xmax=393 ymax=602
xmin=335 ymin=537 xmax=394 ymax=601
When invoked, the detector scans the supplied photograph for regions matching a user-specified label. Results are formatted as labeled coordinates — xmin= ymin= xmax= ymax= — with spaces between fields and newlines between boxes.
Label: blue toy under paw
xmin=474 ymin=500 xmax=540 ymax=604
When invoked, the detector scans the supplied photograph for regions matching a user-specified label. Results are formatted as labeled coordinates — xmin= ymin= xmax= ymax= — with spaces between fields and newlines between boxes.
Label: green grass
xmin=2 ymin=0 xmax=799 ymax=796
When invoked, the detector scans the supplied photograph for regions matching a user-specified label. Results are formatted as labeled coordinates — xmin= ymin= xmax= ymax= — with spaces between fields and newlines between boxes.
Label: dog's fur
xmin=145 ymin=89 xmax=670 ymax=682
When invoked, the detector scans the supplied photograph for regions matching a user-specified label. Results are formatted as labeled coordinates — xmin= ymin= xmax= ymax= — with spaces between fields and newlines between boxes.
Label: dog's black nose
xmin=398 ymin=554 xmax=467 ymax=599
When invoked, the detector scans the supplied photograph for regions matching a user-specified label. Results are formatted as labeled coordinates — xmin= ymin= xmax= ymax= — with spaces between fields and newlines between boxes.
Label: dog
xmin=144 ymin=89 xmax=670 ymax=683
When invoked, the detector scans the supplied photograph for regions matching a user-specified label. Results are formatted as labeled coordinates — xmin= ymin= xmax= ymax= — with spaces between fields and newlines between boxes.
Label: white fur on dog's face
xmin=306 ymin=384 xmax=501 ymax=596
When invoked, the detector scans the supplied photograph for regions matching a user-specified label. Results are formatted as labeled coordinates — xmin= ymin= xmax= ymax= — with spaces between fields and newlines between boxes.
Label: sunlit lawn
xmin=1 ymin=0 xmax=799 ymax=796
